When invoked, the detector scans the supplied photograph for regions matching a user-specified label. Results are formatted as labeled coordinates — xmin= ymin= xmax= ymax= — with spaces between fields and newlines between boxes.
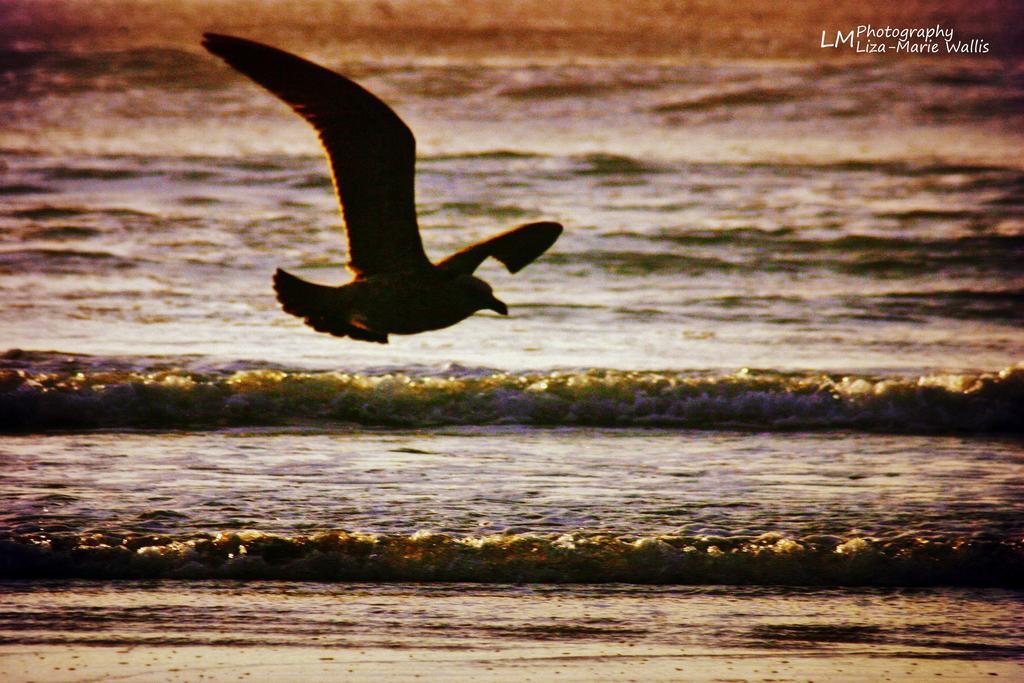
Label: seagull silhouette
xmin=202 ymin=34 xmax=562 ymax=344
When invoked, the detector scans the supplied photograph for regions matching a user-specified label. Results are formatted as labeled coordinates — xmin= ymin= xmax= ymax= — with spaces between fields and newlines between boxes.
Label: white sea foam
xmin=1 ymin=358 xmax=1021 ymax=433
xmin=2 ymin=529 xmax=1020 ymax=586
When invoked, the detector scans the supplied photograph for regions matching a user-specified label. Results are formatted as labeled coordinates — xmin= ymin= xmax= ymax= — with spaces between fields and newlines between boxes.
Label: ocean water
xmin=1 ymin=8 xmax=1023 ymax=678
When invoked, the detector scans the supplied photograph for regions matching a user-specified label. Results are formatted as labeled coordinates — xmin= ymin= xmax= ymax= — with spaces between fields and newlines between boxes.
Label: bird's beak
xmin=487 ymin=296 xmax=509 ymax=316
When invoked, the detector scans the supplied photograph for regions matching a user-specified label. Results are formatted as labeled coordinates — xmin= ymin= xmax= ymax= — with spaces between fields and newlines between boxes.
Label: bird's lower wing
xmin=437 ymin=221 xmax=563 ymax=275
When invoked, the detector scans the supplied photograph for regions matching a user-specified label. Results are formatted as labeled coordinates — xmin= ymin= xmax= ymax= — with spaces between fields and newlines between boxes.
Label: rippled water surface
xmin=2 ymin=22 xmax=1022 ymax=573
xmin=5 ymin=430 xmax=1023 ymax=539
xmin=2 ymin=56 xmax=1023 ymax=371
xmin=2 ymin=429 xmax=1022 ymax=585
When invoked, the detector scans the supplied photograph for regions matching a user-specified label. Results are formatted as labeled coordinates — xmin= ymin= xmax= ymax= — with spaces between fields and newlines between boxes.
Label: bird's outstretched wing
xmin=437 ymin=221 xmax=563 ymax=275
xmin=202 ymin=33 xmax=431 ymax=277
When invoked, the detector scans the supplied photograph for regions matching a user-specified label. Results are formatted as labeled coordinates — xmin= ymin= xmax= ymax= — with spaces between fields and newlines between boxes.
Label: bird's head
xmin=458 ymin=276 xmax=508 ymax=316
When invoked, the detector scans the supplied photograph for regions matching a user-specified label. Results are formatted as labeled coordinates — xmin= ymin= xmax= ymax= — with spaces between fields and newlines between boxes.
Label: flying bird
xmin=201 ymin=33 xmax=562 ymax=344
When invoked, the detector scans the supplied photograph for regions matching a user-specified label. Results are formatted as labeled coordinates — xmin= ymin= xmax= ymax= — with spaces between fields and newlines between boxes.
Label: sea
xmin=1 ymin=1 xmax=1022 ymax=679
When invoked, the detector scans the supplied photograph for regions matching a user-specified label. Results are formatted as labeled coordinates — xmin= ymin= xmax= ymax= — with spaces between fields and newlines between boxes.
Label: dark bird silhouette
xmin=201 ymin=33 xmax=562 ymax=344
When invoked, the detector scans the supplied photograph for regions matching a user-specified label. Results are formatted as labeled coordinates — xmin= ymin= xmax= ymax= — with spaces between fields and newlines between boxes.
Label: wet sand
xmin=2 ymin=582 xmax=1021 ymax=682
xmin=5 ymin=643 xmax=1021 ymax=682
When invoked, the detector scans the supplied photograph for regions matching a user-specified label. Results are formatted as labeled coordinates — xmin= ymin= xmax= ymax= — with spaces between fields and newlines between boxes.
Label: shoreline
xmin=2 ymin=582 xmax=1021 ymax=682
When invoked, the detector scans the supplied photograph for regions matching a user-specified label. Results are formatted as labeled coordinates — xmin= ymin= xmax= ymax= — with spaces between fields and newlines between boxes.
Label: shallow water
xmin=2 ymin=581 xmax=1022 ymax=654
xmin=2 ymin=429 xmax=1022 ymax=585
xmin=3 ymin=38 xmax=1021 ymax=583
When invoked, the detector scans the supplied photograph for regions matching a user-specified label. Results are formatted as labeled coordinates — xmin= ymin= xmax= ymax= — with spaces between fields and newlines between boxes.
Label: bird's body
xmin=344 ymin=272 xmax=496 ymax=335
xmin=201 ymin=33 xmax=562 ymax=344
xmin=273 ymin=269 xmax=506 ymax=344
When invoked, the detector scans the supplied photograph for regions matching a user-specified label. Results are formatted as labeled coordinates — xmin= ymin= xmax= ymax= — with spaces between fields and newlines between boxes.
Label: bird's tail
xmin=272 ymin=269 xmax=387 ymax=343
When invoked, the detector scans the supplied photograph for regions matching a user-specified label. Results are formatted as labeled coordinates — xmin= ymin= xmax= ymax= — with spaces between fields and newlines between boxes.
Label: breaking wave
xmin=1 ymin=530 xmax=1019 ymax=586
xmin=1 ymin=351 xmax=1021 ymax=433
